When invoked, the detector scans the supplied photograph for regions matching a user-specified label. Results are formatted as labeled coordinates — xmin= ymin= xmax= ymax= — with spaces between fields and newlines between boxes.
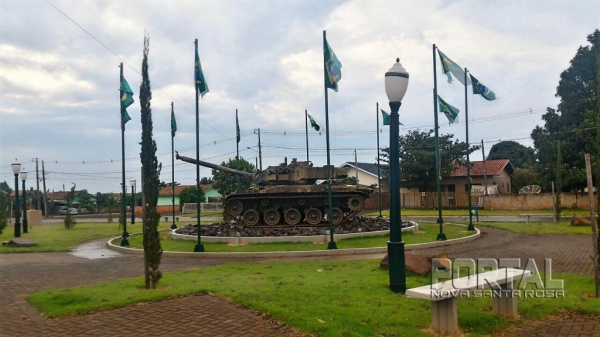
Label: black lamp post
xmin=385 ymin=58 xmax=409 ymax=294
xmin=20 ymin=171 xmax=28 ymax=234
xmin=120 ymin=185 xmax=129 ymax=246
xmin=130 ymin=179 xmax=136 ymax=225
xmin=11 ymin=163 xmax=21 ymax=238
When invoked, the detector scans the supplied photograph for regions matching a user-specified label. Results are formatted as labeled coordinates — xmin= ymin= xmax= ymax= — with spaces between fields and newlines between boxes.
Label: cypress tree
xmin=139 ymin=33 xmax=162 ymax=288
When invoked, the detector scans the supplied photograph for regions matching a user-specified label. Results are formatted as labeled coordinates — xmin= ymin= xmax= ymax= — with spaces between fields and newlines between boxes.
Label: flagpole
xmin=465 ymin=68 xmax=474 ymax=231
xmin=432 ymin=44 xmax=446 ymax=241
xmin=377 ymin=102 xmax=382 ymax=217
xmin=323 ymin=30 xmax=336 ymax=250
xmin=119 ymin=63 xmax=129 ymax=247
xmin=171 ymin=102 xmax=177 ymax=230
xmin=194 ymin=39 xmax=205 ymax=252
xmin=305 ymin=110 xmax=309 ymax=161
xmin=235 ymin=109 xmax=240 ymax=195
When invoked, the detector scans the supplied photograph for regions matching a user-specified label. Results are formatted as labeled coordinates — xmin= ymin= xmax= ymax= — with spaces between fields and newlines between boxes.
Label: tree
xmin=336 ymin=176 xmax=357 ymax=185
xmin=77 ymin=189 xmax=96 ymax=213
xmin=139 ymin=33 xmax=162 ymax=289
xmin=488 ymin=141 xmax=535 ymax=168
xmin=531 ymin=30 xmax=600 ymax=192
xmin=0 ymin=181 xmax=11 ymax=193
xmin=64 ymin=183 xmax=76 ymax=228
xmin=212 ymin=157 xmax=255 ymax=197
xmin=102 ymin=193 xmax=118 ymax=223
xmin=200 ymin=177 xmax=213 ymax=185
xmin=179 ymin=186 xmax=206 ymax=206
xmin=380 ymin=130 xmax=478 ymax=191
xmin=510 ymin=168 xmax=541 ymax=193
xmin=0 ymin=190 xmax=10 ymax=235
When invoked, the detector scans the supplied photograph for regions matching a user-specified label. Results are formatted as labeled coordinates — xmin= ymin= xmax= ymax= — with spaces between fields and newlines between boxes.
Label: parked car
xmin=59 ymin=207 xmax=78 ymax=215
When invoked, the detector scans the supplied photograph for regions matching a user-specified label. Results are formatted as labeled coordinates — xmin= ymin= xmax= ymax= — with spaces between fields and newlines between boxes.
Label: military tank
xmin=176 ymin=153 xmax=373 ymax=227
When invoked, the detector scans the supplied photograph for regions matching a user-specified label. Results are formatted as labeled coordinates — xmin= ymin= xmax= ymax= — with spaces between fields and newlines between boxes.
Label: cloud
xmin=0 ymin=0 xmax=598 ymax=192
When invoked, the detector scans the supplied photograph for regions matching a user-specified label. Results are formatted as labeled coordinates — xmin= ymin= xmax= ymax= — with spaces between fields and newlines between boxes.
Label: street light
xmin=11 ymin=162 xmax=21 ymax=238
xmin=385 ymin=58 xmax=409 ymax=294
xmin=20 ymin=171 xmax=28 ymax=234
xmin=130 ymin=179 xmax=136 ymax=225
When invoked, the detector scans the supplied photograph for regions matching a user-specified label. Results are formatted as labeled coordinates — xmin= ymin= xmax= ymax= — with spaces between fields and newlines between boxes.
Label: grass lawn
xmin=473 ymin=220 xmax=595 ymax=235
xmin=0 ymin=222 xmax=178 ymax=253
xmin=366 ymin=209 xmax=592 ymax=217
xmin=120 ymin=222 xmax=473 ymax=252
xmin=181 ymin=211 xmax=223 ymax=218
xmin=28 ymin=259 xmax=600 ymax=336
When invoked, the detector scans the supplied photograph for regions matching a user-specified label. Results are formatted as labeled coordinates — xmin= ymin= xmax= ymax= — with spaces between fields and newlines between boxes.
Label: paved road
xmin=0 ymin=227 xmax=598 ymax=336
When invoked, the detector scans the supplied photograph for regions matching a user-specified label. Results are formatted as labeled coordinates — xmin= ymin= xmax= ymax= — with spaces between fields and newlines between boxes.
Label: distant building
xmin=157 ymin=184 xmax=223 ymax=210
xmin=442 ymin=159 xmax=515 ymax=195
xmin=340 ymin=162 xmax=386 ymax=187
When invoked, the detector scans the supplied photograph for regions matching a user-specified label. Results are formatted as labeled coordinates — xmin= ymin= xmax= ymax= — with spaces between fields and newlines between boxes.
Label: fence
xmin=182 ymin=202 xmax=224 ymax=213
xmin=362 ymin=191 xmax=598 ymax=211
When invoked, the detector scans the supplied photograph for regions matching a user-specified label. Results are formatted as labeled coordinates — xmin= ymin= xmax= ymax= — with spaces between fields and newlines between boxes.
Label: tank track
xmin=224 ymin=190 xmax=369 ymax=227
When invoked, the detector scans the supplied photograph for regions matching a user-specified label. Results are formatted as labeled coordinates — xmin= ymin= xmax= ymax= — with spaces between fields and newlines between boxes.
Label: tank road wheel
xmin=264 ymin=209 xmax=281 ymax=226
xmin=243 ymin=209 xmax=260 ymax=226
xmin=284 ymin=208 xmax=302 ymax=226
xmin=305 ymin=208 xmax=323 ymax=226
xmin=226 ymin=200 xmax=244 ymax=217
xmin=347 ymin=197 xmax=364 ymax=212
xmin=331 ymin=207 xmax=343 ymax=225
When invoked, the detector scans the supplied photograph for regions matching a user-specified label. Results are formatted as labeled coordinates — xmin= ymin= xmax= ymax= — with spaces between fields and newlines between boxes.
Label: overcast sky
xmin=0 ymin=0 xmax=598 ymax=194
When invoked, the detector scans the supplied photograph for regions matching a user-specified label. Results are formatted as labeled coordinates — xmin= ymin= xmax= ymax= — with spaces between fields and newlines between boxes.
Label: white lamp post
xmin=11 ymin=163 xmax=22 ymax=238
xmin=384 ymin=58 xmax=409 ymax=293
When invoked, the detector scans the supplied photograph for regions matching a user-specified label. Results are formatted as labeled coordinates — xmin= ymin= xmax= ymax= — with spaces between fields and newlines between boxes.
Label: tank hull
xmin=225 ymin=185 xmax=371 ymax=227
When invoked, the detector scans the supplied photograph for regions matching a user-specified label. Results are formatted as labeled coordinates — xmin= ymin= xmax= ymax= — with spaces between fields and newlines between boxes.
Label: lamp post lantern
xmin=20 ymin=171 xmax=28 ymax=234
xmin=385 ymin=58 xmax=409 ymax=293
xmin=11 ymin=163 xmax=21 ymax=238
xmin=130 ymin=179 xmax=136 ymax=225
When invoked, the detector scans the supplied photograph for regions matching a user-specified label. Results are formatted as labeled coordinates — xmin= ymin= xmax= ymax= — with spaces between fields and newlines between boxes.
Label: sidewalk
xmin=0 ymin=227 xmax=598 ymax=336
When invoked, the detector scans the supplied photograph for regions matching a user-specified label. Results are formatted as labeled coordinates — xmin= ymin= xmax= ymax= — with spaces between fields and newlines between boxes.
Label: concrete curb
xmin=107 ymin=224 xmax=480 ymax=259
xmin=169 ymin=223 xmax=419 ymax=244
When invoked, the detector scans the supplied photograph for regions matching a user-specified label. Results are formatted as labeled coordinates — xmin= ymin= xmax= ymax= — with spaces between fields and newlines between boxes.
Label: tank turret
xmin=176 ymin=153 xmax=348 ymax=186
xmin=176 ymin=152 xmax=372 ymax=227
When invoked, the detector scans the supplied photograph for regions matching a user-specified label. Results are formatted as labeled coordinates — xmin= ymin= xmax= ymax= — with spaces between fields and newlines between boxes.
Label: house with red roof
xmin=154 ymin=184 xmax=222 ymax=214
xmin=442 ymin=159 xmax=515 ymax=196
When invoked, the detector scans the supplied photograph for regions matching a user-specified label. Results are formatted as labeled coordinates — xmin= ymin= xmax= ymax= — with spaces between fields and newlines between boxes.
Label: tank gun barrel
xmin=176 ymin=152 xmax=255 ymax=179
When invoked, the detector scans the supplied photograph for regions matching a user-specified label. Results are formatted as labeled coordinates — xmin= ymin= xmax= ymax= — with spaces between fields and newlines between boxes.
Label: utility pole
xmin=42 ymin=161 xmax=48 ymax=218
xmin=33 ymin=158 xmax=41 ymax=210
xmin=254 ymin=128 xmax=262 ymax=170
xmin=481 ymin=140 xmax=488 ymax=196
xmin=354 ymin=149 xmax=358 ymax=185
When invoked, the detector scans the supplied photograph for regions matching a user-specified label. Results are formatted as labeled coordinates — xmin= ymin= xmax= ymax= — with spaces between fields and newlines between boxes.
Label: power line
xmin=45 ymin=0 xmax=228 ymax=138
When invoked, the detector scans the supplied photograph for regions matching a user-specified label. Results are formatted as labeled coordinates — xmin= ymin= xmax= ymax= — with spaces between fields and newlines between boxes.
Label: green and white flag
xmin=381 ymin=109 xmax=390 ymax=125
xmin=470 ymin=74 xmax=496 ymax=101
xmin=120 ymin=74 xmax=134 ymax=125
xmin=195 ymin=42 xmax=209 ymax=98
xmin=438 ymin=49 xmax=471 ymax=86
xmin=307 ymin=113 xmax=320 ymax=131
xmin=323 ymin=36 xmax=342 ymax=92
xmin=437 ymin=95 xmax=460 ymax=124
xmin=380 ymin=109 xmax=403 ymax=126
xmin=171 ymin=106 xmax=177 ymax=137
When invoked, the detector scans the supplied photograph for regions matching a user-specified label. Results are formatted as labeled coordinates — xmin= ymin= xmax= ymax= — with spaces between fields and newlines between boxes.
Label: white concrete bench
xmin=406 ymin=268 xmax=532 ymax=335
